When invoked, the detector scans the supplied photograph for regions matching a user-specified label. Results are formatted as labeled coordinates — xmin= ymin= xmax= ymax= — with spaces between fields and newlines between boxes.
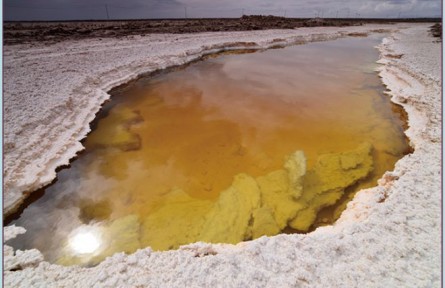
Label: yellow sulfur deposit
xmin=141 ymin=189 xmax=213 ymax=250
xmin=249 ymin=207 xmax=281 ymax=239
xmin=101 ymin=215 xmax=141 ymax=258
xmin=256 ymin=151 xmax=306 ymax=230
xmin=289 ymin=142 xmax=374 ymax=231
xmin=138 ymin=143 xmax=373 ymax=251
xmin=199 ymin=174 xmax=261 ymax=243
xmin=51 ymin=143 xmax=376 ymax=264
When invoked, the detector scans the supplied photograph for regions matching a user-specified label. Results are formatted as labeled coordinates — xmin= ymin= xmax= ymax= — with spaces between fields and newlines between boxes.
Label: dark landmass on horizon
xmin=4 ymin=15 xmax=442 ymax=45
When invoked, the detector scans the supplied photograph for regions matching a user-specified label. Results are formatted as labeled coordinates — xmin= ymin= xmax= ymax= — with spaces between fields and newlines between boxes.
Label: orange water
xmin=7 ymin=35 xmax=410 ymax=266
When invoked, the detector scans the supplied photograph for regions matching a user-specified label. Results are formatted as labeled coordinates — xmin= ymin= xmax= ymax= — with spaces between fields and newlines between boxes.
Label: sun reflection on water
xmin=68 ymin=226 xmax=102 ymax=255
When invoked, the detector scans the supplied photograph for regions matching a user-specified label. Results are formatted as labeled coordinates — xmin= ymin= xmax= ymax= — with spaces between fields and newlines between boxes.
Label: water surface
xmin=7 ymin=35 xmax=410 ymax=266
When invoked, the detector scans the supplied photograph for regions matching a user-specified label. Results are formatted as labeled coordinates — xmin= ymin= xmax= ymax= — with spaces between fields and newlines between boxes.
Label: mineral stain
xmin=141 ymin=142 xmax=373 ymax=251
xmin=7 ymin=35 xmax=410 ymax=266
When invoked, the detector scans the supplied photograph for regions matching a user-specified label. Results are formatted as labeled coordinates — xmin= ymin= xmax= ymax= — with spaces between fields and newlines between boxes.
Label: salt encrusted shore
xmin=4 ymin=24 xmax=441 ymax=287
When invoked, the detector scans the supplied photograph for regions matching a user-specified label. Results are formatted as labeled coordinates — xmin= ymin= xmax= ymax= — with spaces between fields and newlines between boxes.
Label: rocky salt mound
xmin=4 ymin=24 xmax=441 ymax=287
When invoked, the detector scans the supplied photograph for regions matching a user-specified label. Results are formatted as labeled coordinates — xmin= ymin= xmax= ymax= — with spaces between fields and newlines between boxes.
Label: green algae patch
xmin=86 ymin=104 xmax=143 ymax=151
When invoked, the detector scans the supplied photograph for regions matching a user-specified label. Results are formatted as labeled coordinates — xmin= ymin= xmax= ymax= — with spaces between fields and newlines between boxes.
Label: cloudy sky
xmin=4 ymin=0 xmax=442 ymax=21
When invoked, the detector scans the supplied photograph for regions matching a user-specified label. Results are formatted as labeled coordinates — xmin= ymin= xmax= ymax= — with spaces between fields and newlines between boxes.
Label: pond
xmin=6 ymin=34 xmax=410 ymax=266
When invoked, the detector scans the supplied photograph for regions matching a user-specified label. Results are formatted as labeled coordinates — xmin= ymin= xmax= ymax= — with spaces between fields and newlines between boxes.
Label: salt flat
xmin=4 ymin=24 xmax=441 ymax=287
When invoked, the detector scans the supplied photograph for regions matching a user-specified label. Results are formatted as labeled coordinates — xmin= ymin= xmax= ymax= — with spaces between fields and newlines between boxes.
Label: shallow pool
xmin=7 ymin=34 xmax=410 ymax=266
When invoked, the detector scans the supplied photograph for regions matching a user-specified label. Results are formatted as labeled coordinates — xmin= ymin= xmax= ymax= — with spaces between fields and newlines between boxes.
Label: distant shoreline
xmin=4 ymin=16 xmax=441 ymax=45
xmin=4 ymin=17 xmax=441 ymax=23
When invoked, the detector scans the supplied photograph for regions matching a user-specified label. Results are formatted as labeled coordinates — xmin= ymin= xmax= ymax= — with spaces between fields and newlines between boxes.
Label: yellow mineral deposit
xmin=60 ymin=143 xmax=374 ymax=265
xmin=140 ymin=143 xmax=372 ymax=251
xmin=8 ymin=36 xmax=410 ymax=267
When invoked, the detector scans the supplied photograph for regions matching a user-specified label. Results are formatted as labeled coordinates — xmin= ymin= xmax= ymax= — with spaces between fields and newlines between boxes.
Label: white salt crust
xmin=3 ymin=24 xmax=441 ymax=287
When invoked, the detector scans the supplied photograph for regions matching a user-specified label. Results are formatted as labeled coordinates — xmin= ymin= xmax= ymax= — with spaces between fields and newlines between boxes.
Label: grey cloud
xmin=5 ymin=0 xmax=186 ymax=20
xmin=4 ymin=0 xmax=441 ymax=21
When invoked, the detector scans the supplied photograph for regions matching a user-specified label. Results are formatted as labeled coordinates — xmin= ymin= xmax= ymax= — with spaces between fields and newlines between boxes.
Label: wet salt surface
xmin=7 ymin=34 xmax=410 ymax=266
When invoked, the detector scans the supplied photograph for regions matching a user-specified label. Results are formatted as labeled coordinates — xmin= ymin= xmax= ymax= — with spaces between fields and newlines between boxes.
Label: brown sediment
xmin=429 ymin=23 xmax=442 ymax=39
xmin=390 ymin=102 xmax=411 ymax=133
xmin=385 ymin=53 xmax=404 ymax=59
xmin=347 ymin=32 xmax=368 ymax=37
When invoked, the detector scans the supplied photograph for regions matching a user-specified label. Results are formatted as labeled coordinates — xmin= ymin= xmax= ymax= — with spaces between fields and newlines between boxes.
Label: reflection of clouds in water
xmin=188 ymin=73 xmax=300 ymax=132
xmin=14 ymin=205 xmax=82 ymax=262
xmin=221 ymin=57 xmax=300 ymax=97
xmin=219 ymin=38 xmax=381 ymax=100
xmin=193 ymin=40 xmax=385 ymax=130
xmin=10 ymin=153 xmax=118 ymax=262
